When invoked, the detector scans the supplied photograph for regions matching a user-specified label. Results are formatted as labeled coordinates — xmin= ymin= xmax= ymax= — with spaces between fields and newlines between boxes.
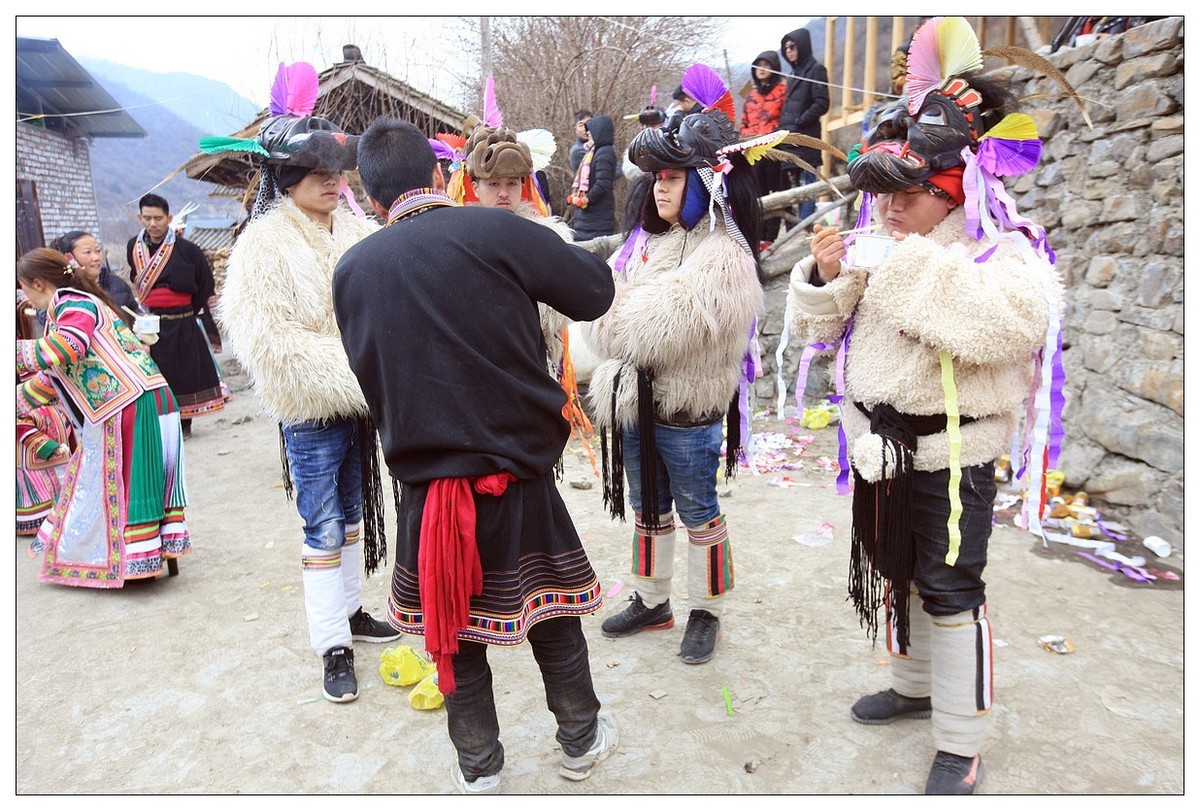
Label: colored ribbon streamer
xmin=939 ymin=350 xmax=964 ymax=566
xmin=832 ymin=314 xmax=855 ymax=495
xmin=775 ymin=297 xmax=793 ymax=416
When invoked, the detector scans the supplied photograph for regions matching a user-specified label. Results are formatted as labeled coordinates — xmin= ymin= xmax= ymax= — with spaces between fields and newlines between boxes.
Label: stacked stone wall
xmin=16 ymin=123 xmax=102 ymax=245
xmin=754 ymin=17 xmax=1184 ymax=548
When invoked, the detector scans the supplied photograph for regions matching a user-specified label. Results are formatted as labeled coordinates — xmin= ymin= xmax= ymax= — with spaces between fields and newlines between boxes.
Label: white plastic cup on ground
xmin=1142 ymin=535 xmax=1171 ymax=558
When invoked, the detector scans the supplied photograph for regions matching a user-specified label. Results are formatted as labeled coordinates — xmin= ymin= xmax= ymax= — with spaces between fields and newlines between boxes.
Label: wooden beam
xmin=840 ymin=18 xmax=855 ymax=117
xmin=891 ymin=16 xmax=906 ymax=51
xmin=823 ymin=18 xmax=837 ymax=179
xmin=1018 ymin=17 xmax=1048 ymax=51
xmin=864 ymin=18 xmax=878 ymax=110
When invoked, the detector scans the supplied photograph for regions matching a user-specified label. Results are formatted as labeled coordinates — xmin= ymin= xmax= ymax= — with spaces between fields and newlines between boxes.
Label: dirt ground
xmin=11 ymin=358 xmax=1186 ymax=796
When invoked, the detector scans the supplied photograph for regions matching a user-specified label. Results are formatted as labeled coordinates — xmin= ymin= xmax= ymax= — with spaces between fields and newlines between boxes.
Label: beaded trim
xmin=386 ymin=187 xmax=458 ymax=225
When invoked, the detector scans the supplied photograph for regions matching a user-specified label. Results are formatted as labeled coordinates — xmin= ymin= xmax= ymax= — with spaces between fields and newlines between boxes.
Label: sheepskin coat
xmin=513 ymin=201 xmax=572 ymax=370
xmin=585 ymin=215 xmax=763 ymax=429
xmin=788 ymin=207 xmax=1062 ymax=480
xmin=217 ymin=196 xmax=379 ymax=425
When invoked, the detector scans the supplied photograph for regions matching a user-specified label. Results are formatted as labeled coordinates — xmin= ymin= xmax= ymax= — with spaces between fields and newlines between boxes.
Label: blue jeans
xmin=798 ymin=169 xmax=816 ymax=221
xmin=445 ymin=617 xmax=601 ymax=780
xmin=910 ymin=463 xmax=996 ymax=616
xmin=281 ymin=418 xmax=363 ymax=551
xmin=623 ymin=421 xmax=723 ymax=526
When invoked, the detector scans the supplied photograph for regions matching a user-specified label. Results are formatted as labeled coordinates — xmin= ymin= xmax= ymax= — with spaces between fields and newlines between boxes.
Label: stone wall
xmin=755 ymin=17 xmax=1184 ymax=549
xmin=16 ymin=123 xmax=102 ymax=244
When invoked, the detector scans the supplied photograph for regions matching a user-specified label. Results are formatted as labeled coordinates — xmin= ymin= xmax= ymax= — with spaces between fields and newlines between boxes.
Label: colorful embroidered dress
xmin=15 ymin=292 xmax=73 ymax=535
xmin=17 ymin=289 xmax=191 ymax=588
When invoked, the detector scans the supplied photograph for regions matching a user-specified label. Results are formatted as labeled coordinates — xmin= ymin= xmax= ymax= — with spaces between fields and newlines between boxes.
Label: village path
xmin=13 ymin=357 xmax=1185 ymax=797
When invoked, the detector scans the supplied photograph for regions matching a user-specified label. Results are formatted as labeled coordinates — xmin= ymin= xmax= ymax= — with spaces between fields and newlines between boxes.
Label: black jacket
xmin=571 ymin=114 xmax=617 ymax=238
xmin=333 ymin=205 xmax=615 ymax=483
xmin=778 ymin=28 xmax=830 ymax=166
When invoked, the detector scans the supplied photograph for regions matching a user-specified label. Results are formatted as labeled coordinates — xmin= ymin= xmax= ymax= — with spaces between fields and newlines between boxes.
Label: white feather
xmin=517 ymin=128 xmax=557 ymax=172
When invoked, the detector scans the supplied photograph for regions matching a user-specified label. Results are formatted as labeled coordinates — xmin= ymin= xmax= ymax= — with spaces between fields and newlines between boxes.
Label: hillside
xmin=77 ymin=59 xmax=259 ymax=257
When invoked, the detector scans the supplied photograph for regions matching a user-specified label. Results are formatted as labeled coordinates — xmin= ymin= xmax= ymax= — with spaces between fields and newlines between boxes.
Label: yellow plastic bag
xmin=802 ymin=407 xmax=832 ymax=429
xmin=379 ymin=645 xmax=437 ymax=687
xmin=408 ymin=672 xmax=444 ymax=710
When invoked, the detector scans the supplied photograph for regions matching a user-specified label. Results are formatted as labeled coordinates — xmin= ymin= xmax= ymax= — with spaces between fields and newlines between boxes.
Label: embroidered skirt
xmin=33 ymin=386 xmax=191 ymax=588
xmin=389 ymin=472 xmax=602 ymax=646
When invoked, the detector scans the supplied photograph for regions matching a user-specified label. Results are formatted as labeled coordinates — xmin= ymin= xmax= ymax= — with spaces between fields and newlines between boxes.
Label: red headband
xmin=927 ymin=167 xmax=965 ymax=205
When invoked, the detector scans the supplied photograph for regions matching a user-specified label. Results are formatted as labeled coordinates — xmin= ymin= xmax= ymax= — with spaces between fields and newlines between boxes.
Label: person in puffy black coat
xmin=777 ymin=27 xmax=830 ymax=220
xmin=568 ymin=114 xmax=617 ymax=240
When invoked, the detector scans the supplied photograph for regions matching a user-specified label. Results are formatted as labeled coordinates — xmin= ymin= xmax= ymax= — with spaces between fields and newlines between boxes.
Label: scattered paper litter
xmin=794 ymin=521 xmax=835 ymax=547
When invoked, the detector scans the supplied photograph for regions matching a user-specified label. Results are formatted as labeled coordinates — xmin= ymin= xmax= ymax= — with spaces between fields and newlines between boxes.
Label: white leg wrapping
xmin=302 ymin=548 xmax=351 ymax=656
xmin=930 ymin=607 xmax=993 ymax=757
xmin=889 ymin=590 xmax=932 ymax=700
xmin=341 ymin=522 xmax=363 ymax=617
xmin=632 ymin=513 xmax=674 ymax=608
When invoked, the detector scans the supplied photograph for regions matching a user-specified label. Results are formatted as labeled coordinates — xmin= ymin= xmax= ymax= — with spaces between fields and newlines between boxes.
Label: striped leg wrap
xmin=631 ymin=513 xmax=675 ymax=606
xmin=686 ymin=515 xmax=734 ymax=600
xmin=631 ymin=513 xmax=675 ymax=580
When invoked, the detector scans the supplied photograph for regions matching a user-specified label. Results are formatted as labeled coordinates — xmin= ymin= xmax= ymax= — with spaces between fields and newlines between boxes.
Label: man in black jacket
xmin=778 ymin=27 xmax=830 ymax=221
xmin=333 ymin=117 xmax=618 ymax=794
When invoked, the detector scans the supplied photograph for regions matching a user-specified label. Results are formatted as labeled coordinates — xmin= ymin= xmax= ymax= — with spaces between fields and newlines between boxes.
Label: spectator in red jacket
xmin=741 ymin=50 xmax=788 ymax=247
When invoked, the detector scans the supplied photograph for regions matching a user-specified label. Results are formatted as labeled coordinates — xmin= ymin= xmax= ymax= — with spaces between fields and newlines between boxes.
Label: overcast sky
xmin=14 ymin=14 xmax=809 ymax=108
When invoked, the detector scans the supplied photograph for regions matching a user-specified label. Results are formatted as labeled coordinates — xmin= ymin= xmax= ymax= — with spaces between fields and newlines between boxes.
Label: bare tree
xmin=450 ymin=16 xmax=725 ymax=218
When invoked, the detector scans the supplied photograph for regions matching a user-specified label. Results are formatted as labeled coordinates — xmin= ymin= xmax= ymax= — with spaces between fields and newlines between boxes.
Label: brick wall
xmin=16 ymin=122 xmax=102 ymax=247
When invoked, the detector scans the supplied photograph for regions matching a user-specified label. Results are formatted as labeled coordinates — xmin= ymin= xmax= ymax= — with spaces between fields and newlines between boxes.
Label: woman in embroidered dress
xmin=15 ymin=293 xmax=73 ymax=536
xmin=16 ymin=248 xmax=190 ymax=587
xmin=585 ymin=66 xmax=764 ymax=666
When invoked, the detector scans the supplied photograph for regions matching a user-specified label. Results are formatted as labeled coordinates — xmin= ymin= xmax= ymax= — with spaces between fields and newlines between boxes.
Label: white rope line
xmin=17 ymin=91 xmax=216 ymax=123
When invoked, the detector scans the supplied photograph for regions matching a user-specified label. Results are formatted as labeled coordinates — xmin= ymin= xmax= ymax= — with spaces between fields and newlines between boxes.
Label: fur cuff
xmin=850 ymin=432 xmax=908 ymax=483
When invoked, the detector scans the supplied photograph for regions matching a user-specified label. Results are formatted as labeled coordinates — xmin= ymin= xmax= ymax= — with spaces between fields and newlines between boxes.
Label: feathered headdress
xmin=198 ymin=62 xmax=364 ymax=220
xmin=681 ymin=64 xmax=736 ymax=125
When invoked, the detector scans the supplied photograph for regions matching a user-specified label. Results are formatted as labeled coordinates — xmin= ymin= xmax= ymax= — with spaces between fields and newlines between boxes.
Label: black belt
xmin=854 ymin=402 xmax=976 ymax=436
xmin=655 ymin=409 xmax=723 ymax=428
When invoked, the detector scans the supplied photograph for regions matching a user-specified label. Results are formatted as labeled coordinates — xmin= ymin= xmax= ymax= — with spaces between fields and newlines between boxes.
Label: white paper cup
xmin=134 ymin=313 xmax=160 ymax=335
xmin=1142 ymin=535 xmax=1171 ymax=558
xmin=848 ymin=234 xmax=896 ymax=267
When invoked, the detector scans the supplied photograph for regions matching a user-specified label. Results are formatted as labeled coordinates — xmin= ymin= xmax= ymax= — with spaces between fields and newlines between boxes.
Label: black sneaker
xmin=850 ymin=688 xmax=933 ymax=725
xmin=600 ymin=594 xmax=674 ymax=638
xmin=349 ymin=606 xmax=402 ymax=643
xmin=679 ymin=609 xmax=720 ymax=664
xmin=322 ymin=646 xmax=358 ymax=703
xmin=925 ymin=751 xmax=985 ymax=794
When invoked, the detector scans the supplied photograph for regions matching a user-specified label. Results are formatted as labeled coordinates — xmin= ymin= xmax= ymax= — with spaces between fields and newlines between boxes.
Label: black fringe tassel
xmin=357 ymin=415 xmax=388 ymax=578
xmin=635 ymin=368 xmax=663 ymax=533
xmin=848 ymin=406 xmax=917 ymax=649
xmin=724 ymin=392 xmax=741 ymax=483
xmin=601 ymin=368 xmax=625 ymax=522
xmin=279 ymin=425 xmax=294 ymax=501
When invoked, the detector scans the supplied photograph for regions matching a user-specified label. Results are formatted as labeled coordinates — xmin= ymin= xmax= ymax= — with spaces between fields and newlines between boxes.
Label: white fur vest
xmin=217 ymin=197 xmax=380 ymax=425
xmin=513 ymin=201 xmax=573 ymax=370
xmin=585 ymin=216 xmax=763 ymax=429
xmin=788 ymin=207 xmax=1063 ymax=478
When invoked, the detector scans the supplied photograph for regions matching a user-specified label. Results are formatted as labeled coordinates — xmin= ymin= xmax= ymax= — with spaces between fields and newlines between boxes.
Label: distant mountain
xmin=78 ymin=58 xmax=259 ymax=133
xmin=74 ymin=59 xmax=259 ymax=258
